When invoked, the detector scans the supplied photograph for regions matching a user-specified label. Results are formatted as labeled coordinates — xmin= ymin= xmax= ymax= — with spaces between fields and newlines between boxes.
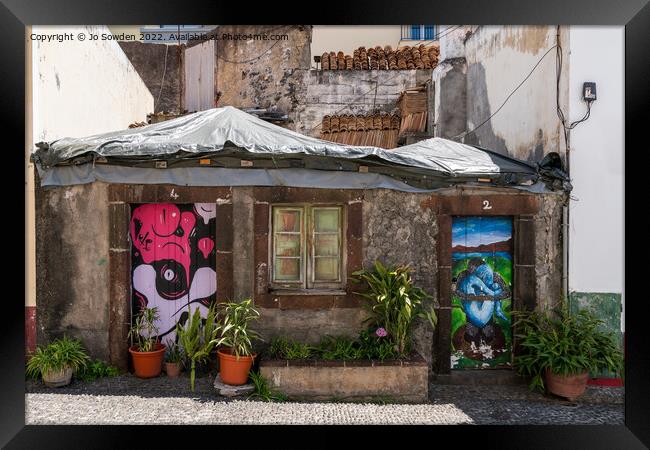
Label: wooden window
xmin=271 ymin=205 xmax=344 ymax=290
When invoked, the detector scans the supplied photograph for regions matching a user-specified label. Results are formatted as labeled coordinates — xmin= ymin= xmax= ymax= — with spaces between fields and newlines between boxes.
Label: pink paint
xmin=130 ymin=204 xmax=196 ymax=284
xmin=198 ymin=237 xmax=214 ymax=259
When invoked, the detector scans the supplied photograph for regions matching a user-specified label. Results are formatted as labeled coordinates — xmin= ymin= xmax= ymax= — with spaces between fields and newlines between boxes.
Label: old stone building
xmin=33 ymin=107 xmax=567 ymax=381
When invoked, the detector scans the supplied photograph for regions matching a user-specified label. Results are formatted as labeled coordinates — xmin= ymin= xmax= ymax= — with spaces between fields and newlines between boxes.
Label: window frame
xmin=269 ymin=203 xmax=346 ymax=291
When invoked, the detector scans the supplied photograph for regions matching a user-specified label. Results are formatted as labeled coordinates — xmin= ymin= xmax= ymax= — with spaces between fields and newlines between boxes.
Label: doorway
xmin=450 ymin=216 xmax=513 ymax=369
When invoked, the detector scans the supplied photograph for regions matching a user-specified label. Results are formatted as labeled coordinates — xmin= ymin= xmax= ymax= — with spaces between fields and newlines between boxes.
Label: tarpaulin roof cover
xmin=32 ymin=106 xmax=564 ymax=191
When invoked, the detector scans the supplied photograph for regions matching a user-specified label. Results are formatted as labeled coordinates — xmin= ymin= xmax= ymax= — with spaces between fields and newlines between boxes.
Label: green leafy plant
xmin=269 ymin=337 xmax=314 ymax=360
xmin=26 ymin=335 xmax=90 ymax=380
xmin=317 ymin=335 xmax=364 ymax=360
xmin=353 ymin=260 xmax=437 ymax=356
xmin=513 ymin=303 xmax=624 ymax=392
xmin=248 ymin=370 xmax=288 ymax=402
xmin=176 ymin=304 xmax=219 ymax=391
xmin=213 ymin=298 xmax=263 ymax=358
xmin=76 ymin=360 xmax=120 ymax=381
xmin=357 ymin=328 xmax=398 ymax=361
xmin=165 ymin=340 xmax=183 ymax=364
xmin=128 ymin=306 xmax=161 ymax=352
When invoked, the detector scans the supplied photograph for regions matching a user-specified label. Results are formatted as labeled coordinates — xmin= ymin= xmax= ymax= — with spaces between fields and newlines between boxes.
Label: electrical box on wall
xmin=583 ymin=82 xmax=597 ymax=101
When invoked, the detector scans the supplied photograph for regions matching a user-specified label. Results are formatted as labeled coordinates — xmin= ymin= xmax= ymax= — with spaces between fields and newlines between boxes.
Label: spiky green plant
xmin=268 ymin=337 xmax=315 ymax=359
xmin=26 ymin=335 xmax=90 ymax=380
xmin=164 ymin=340 xmax=184 ymax=364
xmin=248 ymin=370 xmax=288 ymax=402
xmin=176 ymin=304 xmax=219 ymax=391
xmin=513 ymin=302 xmax=624 ymax=392
xmin=352 ymin=260 xmax=437 ymax=356
xmin=212 ymin=298 xmax=263 ymax=358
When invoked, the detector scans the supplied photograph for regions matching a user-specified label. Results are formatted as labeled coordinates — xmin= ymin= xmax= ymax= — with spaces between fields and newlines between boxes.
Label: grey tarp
xmin=32 ymin=106 xmax=555 ymax=191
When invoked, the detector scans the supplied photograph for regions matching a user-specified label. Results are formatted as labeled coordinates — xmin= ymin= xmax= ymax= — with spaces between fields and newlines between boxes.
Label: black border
xmin=3 ymin=0 xmax=648 ymax=447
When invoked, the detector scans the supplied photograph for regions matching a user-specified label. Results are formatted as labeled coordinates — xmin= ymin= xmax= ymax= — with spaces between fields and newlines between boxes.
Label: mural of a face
xmin=130 ymin=203 xmax=217 ymax=344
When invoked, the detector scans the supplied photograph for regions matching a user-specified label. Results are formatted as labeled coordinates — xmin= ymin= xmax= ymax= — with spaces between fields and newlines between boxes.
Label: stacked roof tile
xmin=320 ymin=43 xmax=440 ymax=70
xmin=319 ymin=113 xmax=401 ymax=149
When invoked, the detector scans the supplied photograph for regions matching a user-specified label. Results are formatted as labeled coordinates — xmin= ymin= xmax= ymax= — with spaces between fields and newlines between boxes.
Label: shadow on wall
xmin=464 ymin=62 xmax=545 ymax=163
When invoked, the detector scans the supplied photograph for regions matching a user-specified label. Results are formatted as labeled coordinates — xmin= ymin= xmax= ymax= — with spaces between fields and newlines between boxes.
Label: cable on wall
xmin=451 ymin=44 xmax=559 ymax=141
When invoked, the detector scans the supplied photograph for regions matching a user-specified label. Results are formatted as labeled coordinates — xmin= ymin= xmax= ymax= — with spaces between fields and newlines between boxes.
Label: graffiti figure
xmin=130 ymin=203 xmax=216 ymax=344
xmin=455 ymin=257 xmax=510 ymax=344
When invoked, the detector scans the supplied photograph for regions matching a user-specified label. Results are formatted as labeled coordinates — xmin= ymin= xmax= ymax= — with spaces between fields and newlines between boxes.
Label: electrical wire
xmin=155 ymin=44 xmax=169 ymax=111
xmin=452 ymin=44 xmax=558 ymax=141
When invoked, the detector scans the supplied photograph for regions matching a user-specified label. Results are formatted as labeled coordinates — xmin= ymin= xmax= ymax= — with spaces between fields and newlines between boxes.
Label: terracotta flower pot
xmin=217 ymin=348 xmax=256 ymax=386
xmin=545 ymin=368 xmax=589 ymax=401
xmin=129 ymin=343 xmax=166 ymax=378
xmin=42 ymin=366 xmax=73 ymax=388
xmin=165 ymin=362 xmax=181 ymax=378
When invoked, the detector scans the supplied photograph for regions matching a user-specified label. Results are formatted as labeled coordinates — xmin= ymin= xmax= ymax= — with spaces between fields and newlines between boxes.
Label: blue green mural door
xmin=451 ymin=216 xmax=513 ymax=369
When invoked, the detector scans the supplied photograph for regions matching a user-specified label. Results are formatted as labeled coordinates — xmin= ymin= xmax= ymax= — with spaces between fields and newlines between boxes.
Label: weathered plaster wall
xmin=292 ymin=69 xmax=432 ymax=137
xmin=118 ymin=41 xmax=184 ymax=114
xmin=215 ymin=25 xmax=312 ymax=118
xmin=462 ymin=26 xmax=570 ymax=163
xmin=35 ymin=180 xmax=111 ymax=360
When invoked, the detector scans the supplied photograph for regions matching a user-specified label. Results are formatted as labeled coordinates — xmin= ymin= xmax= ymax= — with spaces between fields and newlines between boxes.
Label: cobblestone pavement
xmin=25 ymin=374 xmax=624 ymax=425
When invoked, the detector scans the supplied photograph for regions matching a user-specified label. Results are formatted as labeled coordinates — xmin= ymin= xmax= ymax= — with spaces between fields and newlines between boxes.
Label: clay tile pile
xmin=320 ymin=43 xmax=439 ymax=71
xmin=397 ymin=84 xmax=429 ymax=134
xmin=319 ymin=112 xmax=401 ymax=149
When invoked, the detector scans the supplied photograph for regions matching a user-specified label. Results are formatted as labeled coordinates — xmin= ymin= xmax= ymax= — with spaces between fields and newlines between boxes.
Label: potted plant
xmin=26 ymin=335 xmax=90 ymax=387
xmin=176 ymin=304 xmax=219 ymax=391
xmin=214 ymin=298 xmax=263 ymax=386
xmin=164 ymin=340 xmax=183 ymax=378
xmin=128 ymin=306 xmax=166 ymax=378
xmin=352 ymin=260 xmax=437 ymax=357
xmin=513 ymin=303 xmax=624 ymax=401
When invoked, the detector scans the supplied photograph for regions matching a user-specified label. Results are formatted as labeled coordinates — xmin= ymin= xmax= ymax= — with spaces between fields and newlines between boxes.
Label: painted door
xmin=451 ymin=216 xmax=513 ymax=369
xmin=130 ymin=203 xmax=217 ymax=346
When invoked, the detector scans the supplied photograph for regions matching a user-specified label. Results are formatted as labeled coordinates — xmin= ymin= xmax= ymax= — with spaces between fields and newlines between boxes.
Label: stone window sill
xmin=269 ymin=289 xmax=347 ymax=296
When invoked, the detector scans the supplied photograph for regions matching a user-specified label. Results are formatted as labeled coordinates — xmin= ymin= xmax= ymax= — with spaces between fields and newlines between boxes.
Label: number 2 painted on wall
xmin=482 ymin=200 xmax=492 ymax=210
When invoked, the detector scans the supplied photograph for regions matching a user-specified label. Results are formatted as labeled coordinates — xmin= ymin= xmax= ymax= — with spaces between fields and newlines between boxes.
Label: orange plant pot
xmin=129 ymin=343 xmax=166 ymax=379
xmin=165 ymin=362 xmax=181 ymax=378
xmin=217 ymin=348 xmax=256 ymax=385
xmin=545 ymin=368 xmax=589 ymax=401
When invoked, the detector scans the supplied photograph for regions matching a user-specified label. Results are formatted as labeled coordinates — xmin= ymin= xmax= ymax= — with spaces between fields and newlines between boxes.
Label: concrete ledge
xmin=260 ymin=355 xmax=428 ymax=403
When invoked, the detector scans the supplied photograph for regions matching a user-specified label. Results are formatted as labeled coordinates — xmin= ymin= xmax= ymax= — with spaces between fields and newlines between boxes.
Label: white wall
xmin=31 ymin=25 xmax=153 ymax=142
xmin=26 ymin=25 xmax=153 ymax=309
xmin=567 ymin=27 xmax=624 ymax=328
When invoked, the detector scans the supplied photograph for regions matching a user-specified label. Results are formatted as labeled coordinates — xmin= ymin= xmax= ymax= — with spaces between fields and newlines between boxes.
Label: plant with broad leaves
xmin=352 ymin=260 xmax=437 ymax=356
xmin=513 ymin=302 xmax=624 ymax=392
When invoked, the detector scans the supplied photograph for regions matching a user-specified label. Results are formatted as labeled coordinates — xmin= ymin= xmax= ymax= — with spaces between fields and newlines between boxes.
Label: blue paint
xmin=452 ymin=216 xmax=512 ymax=248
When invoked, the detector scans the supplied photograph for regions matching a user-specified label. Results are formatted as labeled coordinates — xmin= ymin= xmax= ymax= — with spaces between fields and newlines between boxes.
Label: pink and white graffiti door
xmin=130 ymin=203 xmax=217 ymax=345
